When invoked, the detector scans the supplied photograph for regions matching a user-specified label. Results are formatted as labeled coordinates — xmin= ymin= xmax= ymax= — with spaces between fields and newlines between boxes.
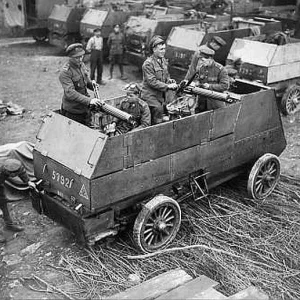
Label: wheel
xmin=247 ymin=153 xmax=280 ymax=200
xmin=281 ymin=84 xmax=300 ymax=115
xmin=133 ymin=195 xmax=181 ymax=253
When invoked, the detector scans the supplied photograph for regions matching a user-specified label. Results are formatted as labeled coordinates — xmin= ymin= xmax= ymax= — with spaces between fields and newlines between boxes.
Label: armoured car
xmin=165 ymin=16 xmax=282 ymax=81
xmin=227 ymin=37 xmax=300 ymax=115
xmin=32 ymin=81 xmax=286 ymax=253
xmin=48 ymin=4 xmax=86 ymax=49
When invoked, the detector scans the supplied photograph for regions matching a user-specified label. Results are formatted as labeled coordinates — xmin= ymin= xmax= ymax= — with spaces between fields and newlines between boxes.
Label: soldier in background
xmin=183 ymin=45 xmax=229 ymax=111
xmin=107 ymin=24 xmax=127 ymax=80
xmin=141 ymin=35 xmax=177 ymax=124
xmin=0 ymin=159 xmax=36 ymax=243
xmin=59 ymin=43 xmax=103 ymax=125
xmin=86 ymin=28 xmax=105 ymax=85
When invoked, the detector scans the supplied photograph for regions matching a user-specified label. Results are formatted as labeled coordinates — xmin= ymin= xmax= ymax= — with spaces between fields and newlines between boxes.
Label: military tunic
xmin=59 ymin=60 xmax=93 ymax=117
xmin=141 ymin=55 xmax=170 ymax=108
xmin=116 ymin=95 xmax=151 ymax=133
xmin=185 ymin=58 xmax=229 ymax=110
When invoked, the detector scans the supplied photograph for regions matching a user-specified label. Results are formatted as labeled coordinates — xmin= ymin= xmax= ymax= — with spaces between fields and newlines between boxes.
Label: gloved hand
xmin=90 ymin=98 xmax=103 ymax=107
xmin=202 ymin=83 xmax=210 ymax=89
xmin=167 ymin=83 xmax=178 ymax=90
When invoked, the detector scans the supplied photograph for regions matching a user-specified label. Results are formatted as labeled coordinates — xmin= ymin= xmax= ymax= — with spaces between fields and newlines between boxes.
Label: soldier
xmin=183 ymin=45 xmax=229 ymax=111
xmin=59 ymin=43 xmax=103 ymax=125
xmin=0 ymin=159 xmax=36 ymax=243
xmin=140 ymin=35 xmax=177 ymax=124
xmin=208 ymin=36 xmax=227 ymax=52
xmin=86 ymin=28 xmax=105 ymax=85
xmin=114 ymin=83 xmax=151 ymax=134
xmin=107 ymin=24 xmax=127 ymax=80
xmin=189 ymin=36 xmax=226 ymax=73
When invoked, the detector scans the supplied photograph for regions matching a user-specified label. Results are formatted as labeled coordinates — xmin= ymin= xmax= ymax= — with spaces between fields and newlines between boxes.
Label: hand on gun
xmin=28 ymin=181 xmax=39 ymax=193
xmin=90 ymin=98 xmax=103 ymax=108
xmin=167 ymin=82 xmax=178 ymax=91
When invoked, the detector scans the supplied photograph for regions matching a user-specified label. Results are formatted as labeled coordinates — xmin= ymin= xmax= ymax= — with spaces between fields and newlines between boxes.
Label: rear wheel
xmin=133 ymin=195 xmax=181 ymax=253
xmin=247 ymin=153 xmax=280 ymax=200
xmin=281 ymin=84 xmax=300 ymax=115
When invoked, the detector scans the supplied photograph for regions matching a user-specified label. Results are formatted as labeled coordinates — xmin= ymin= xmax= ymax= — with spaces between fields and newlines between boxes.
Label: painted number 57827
xmin=52 ymin=170 xmax=74 ymax=189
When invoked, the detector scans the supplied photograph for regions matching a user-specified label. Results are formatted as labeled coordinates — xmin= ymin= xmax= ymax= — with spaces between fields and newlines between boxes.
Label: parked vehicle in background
xmin=124 ymin=13 xmax=204 ymax=66
xmin=166 ymin=16 xmax=282 ymax=81
xmin=48 ymin=4 xmax=87 ymax=49
xmin=227 ymin=37 xmax=300 ymax=115
xmin=2 ymin=0 xmax=70 ymax=41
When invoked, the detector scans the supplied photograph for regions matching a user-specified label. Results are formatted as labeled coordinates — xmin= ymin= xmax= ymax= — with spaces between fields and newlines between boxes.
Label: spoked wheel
xmin=281 ymin=85 xmax=300 ymax=115
xmin=133 ymin=195 xmax=181 ymax=253
xmin=247 ymin=153 xmax=280 ymax=200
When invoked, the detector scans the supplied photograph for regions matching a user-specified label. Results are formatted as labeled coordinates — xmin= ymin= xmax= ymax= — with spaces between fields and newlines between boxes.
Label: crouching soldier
xmin=0 ymin=159 xmax=36 ymax=243
xmin=105 ymin=83 xmax=151 ymax=135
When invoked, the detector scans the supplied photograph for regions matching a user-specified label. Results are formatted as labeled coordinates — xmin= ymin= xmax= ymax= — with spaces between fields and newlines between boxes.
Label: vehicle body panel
xmin=32 ymin=82 xmax=286 ymax=243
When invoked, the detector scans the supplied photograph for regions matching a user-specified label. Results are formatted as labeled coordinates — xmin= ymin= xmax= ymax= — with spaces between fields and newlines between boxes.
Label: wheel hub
xmin=154 ymin=218 xmax=167 ymax=231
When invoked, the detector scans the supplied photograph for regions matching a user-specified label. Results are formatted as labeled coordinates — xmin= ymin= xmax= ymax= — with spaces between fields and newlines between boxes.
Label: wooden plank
xmin=191 ymin=287 xmax=228 ymax=300
xmin=107 ymin=269 xmax=192 ymax=300
xmin=155 ymin=275 xmax=220 ymax=300
xmin=228 ymin=286 xmax=269 ymax=300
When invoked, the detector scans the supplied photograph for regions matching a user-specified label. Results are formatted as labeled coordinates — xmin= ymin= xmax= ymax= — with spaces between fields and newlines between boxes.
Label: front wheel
xmin=133 ymin=195 xmax=181 ymax=253
xmin=247 ymin=153 xmax=280 ymax=200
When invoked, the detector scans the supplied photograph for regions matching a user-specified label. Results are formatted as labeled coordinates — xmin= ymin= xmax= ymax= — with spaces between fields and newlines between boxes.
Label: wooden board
xmin=107 ymin=269 xmax=192 ymax=300
xmin=155 ymin=275 xmax=220 ymax=300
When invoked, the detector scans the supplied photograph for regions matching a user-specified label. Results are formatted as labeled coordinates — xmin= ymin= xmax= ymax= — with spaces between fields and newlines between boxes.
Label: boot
xmin=0 ymin=231 xmax=6 ymax=244
xmin=5 ymin=222 xmax=24 ymax=232
xmin=1 ymin=204 xmax=23 ymax=232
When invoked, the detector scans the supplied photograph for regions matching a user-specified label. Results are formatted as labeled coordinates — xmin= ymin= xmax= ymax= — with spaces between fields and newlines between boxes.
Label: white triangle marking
xmin=79 ymin=184 xmax=89 ymax=200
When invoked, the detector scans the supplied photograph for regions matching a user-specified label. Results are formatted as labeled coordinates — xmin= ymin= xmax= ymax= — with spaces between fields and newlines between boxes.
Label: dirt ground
xmin=0 ymin=38 xmax=299 ymax=299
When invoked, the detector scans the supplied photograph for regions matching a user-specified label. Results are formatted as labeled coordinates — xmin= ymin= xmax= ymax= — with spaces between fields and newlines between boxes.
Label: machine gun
xmin=183 ymin=86 xmax=240 ymax=103
xmin=168 ymin=84 xmax=240 ymax=118
xmin=91 ymin=81 xmax=136 ymax=128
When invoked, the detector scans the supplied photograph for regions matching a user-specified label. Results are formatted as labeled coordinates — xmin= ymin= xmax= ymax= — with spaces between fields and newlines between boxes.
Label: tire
xmin=281 ymin=84 xmax=300 ymax=115
xmin=133 ymin=195 xmax=181 ymax=253
xmin=247 ymin=153 xmax=280 ymax=200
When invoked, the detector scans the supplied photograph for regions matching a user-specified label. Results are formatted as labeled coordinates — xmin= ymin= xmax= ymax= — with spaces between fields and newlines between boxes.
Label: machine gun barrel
xmin=92 ymin=80 xmax=135 ymax=125
xmin=183 ymin=86 xmax=236 ymax=103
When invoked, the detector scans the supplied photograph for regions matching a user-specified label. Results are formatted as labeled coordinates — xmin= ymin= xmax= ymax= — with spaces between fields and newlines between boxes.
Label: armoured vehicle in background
xmin=3 ymin=0 xmax=68 ymax=41
xmin=166 ymin=16 xmax=282 ymax=81
xmin=80 ymin=6 xmax=138 ymax=57
xmin=32 ymin=80 xmax=286 ymax=253
xmin=124 ymin=14 xmax=204 ymax=66
xmin=227 ymin=37 xmax=300 ymax=115
xmin=48 ymin=4 xmax=87 ymax=49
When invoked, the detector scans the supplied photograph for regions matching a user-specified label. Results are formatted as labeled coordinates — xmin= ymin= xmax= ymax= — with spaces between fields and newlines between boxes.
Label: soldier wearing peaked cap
xmin=208 ymin=35 xmax=226 ymax=52
xmin=0 ymin=159 xmax=36 ymax=243
xmin=59 ymin=43 xmax=103 ymax=125
xmin=141 ymin=35 xmax=178 ymax=124
xmin=184 ymin=45 xmax=229 ymax=111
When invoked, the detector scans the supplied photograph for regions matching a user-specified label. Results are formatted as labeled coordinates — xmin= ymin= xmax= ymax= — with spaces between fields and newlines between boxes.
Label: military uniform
xmin=0 ymin=159 xmax=29 ymax=242
xmin=116 ymin=95 xmax=151 ymax=133
xmin=107 ymin=28 xmax=126 ymax=79
xmin=141 ymin=55 xmax=171 ymax=123
xmin=59 ymin=44 xmax=95 ymax=125
xmin=185 ymin=46 xmax=229 ymax=110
